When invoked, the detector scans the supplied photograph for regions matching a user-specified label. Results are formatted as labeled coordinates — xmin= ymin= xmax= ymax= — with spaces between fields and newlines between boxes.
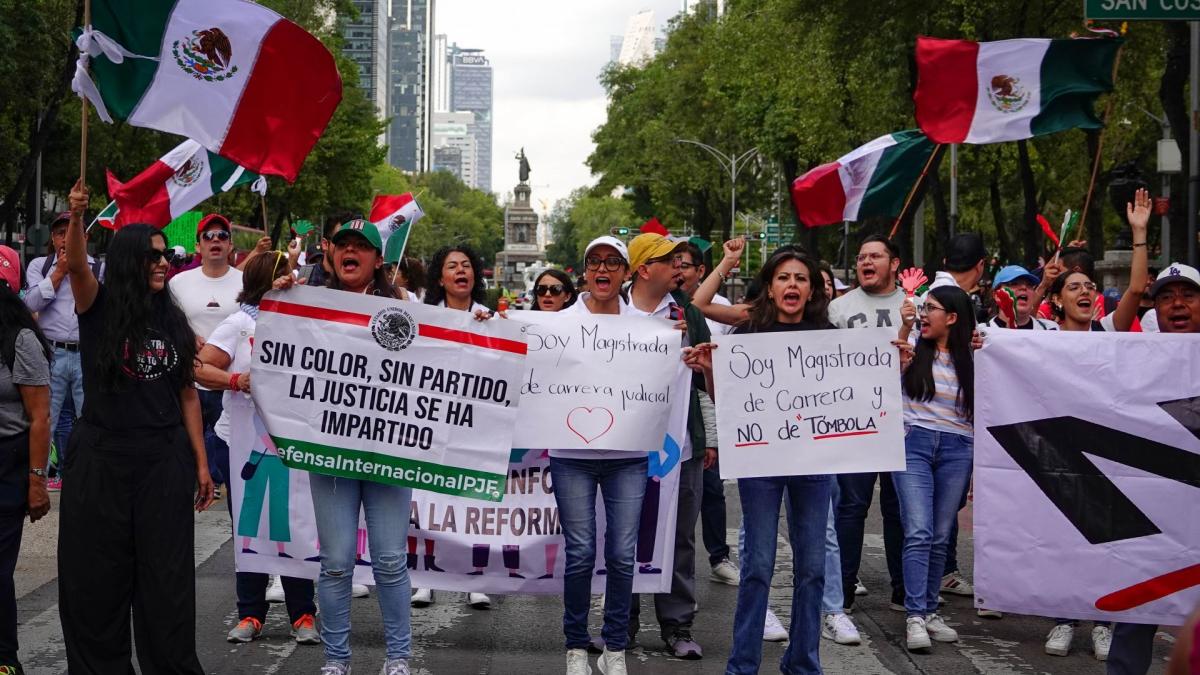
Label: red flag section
xmin=913 ymin=37 xmax=980 ymax=144
xmin=105 ymin=165 xmax=176 ymax=229
xmin=790 ymin=162 xmax=845 ymax=228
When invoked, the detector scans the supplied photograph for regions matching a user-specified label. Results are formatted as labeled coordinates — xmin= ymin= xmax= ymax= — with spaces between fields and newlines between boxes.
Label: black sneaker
xmin=665 ymin=629 xmax=702 ymax=660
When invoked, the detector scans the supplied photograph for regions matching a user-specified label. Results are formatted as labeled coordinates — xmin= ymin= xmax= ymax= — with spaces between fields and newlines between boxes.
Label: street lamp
xmin=675 ymin=139 xmax=759 ymax=270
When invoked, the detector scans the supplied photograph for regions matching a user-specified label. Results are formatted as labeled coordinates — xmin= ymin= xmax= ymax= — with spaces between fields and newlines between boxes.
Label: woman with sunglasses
xmin=57 ymin=181 xmax=213 ymax=674
xmin=531 ymin=269 xmax=577 ymax=312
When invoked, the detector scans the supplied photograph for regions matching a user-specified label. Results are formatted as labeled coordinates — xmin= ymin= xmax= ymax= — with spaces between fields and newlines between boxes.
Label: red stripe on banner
xmin=791 ymin=161 xmax=847 ymax=228
xmin=813 ymin=430 xmax=879 ymax=441
xmin=734 ymin=441 xmax=770 ymax=448
xmin=914 ymin=36 xmax=979 ymax=143
xmin=1094 ymin=563 xmax=1200 ymax=612
xmin=258 ymin=299 xmax=371 ymax=327
xmin=220 ymin=20 xmax=343 ymax=182
xmin=419 ymin=324 xmax=528 ymax=355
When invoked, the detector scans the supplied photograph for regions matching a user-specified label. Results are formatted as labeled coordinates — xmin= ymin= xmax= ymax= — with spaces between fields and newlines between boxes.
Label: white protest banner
xmin=251 ymin=286 xmax=527 ymax=502
xmin=508 ymin=311 xmax=683 ymax=452
xmin=712 ymin=327 xmax=904 ymax=479
xmin=229 ymin=401 xmax=681 ymax=593
xmin=975 ymin=330 xmax=1200 ymax=626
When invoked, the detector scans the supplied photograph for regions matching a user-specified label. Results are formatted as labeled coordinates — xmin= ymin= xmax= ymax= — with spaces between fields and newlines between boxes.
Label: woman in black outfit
xmin=57 ymin=181 xmax=214 ymax=674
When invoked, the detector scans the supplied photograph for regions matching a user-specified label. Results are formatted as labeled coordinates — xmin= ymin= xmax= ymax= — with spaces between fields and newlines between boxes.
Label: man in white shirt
xmin=170 ymin=214 xmax=243 ymax=493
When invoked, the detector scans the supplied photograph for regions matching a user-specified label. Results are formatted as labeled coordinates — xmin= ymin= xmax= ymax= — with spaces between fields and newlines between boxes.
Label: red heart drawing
xmin=567 ymin=407 xmax=615 ymax=444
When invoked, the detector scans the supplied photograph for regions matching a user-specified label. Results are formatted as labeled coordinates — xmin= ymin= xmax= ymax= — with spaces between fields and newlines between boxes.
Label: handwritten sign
xmin=508 ymin=311 xmax=684 ymax=452
xmin=712 ymin=327 xmax=904 ymax=479
xmin=251 ymin=286 xmax=527 ymax=501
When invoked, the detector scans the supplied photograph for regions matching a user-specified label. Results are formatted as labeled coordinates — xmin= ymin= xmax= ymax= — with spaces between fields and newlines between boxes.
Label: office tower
xmin=341 ymin=0 xmax=389 ymax=116
xmin=431 ymin=111 xmax=478 ymax=187
xmin=450 ymin=49 xmax=492 ymax=193
xmin=388 ymin=0 xmax=435 ymax=171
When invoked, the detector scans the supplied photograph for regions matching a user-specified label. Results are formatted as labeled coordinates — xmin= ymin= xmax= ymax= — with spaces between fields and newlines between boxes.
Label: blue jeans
xmin=549 ymin=456 xmax=647 ymax=652
xmin=728 ymin=475 xmax=830 ymax=675
xmin=197 ymin=390 xmax=228 ymax=486
xmin=891 ymin=426 xmax=973 ymax=617
xmin=309 ymin=474 xmax=412 ymax=662
xmin=836 ymin=470 xmax=904 ymax=609
xmin=822 ymin=480 xmax=843 ymax=615
xmin=47 ymin=348 xmax=84 ymax=476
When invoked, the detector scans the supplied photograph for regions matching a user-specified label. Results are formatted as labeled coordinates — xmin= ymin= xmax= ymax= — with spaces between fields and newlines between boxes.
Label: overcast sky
xmin=437 ymin=0 xmax=687 ymax=214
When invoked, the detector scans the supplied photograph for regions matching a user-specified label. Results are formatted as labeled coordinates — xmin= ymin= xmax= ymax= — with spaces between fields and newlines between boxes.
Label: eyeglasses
xmin=144 ymin=248 xmax=175 ymax=265
xmin=677 ymin=261 xmax=700 ymax=271
xmin=200 ymin=230 xmax=231 ymax=242
xmin=535 ymin=283 xmax=565 ymax=297
xmin=918 ymin=303 xmax=947 ymax=317
xmin=1155 ymin=288 xmax=1200 ymax=305
xmin=585 ymin=255 xmax=627 ymax=272
xmin=856 ymin=252 xmax=889 ymax=263
xmin=1064 ymin=281 xmax=1098 ymax=293
xmin=648 ymin=253 xmax=684 ymax=267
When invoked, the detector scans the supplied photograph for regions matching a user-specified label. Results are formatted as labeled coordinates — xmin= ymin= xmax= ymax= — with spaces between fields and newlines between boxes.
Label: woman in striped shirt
xmin=892 ymin=285 xmax=977 ymax=653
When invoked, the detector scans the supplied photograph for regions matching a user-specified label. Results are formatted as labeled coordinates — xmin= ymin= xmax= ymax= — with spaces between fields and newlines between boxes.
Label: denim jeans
xmin=727 ymin=475 xmax=830 ymax=675
xmin=47 ymin=348 xmax=84 ymax=476
xmin=891 ymin=426 xmax=973 ymax=617
xmin=549 ymin=456 xmax=647 ymax=652
xmin=942 ymin=479 xmax=970 ymax=576
xmin=821 ymin=480 xmax=843 ymax=615
xmin=1106 ymin=623 xmax=1157 ymax=675
xmin=309 ymin=474 xmax=412 ymax=662
xmin=701 ymin=463 xmax=731 ymax=566
xmin=836 ymin=470 xmax=904 ymax=609
xmin=197 ymin=390 xmax=228 ymax=486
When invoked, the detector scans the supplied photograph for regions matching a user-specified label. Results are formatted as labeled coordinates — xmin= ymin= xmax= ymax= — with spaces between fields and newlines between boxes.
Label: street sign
xmin=1085 ymin=0 xmax=1200 ymax=20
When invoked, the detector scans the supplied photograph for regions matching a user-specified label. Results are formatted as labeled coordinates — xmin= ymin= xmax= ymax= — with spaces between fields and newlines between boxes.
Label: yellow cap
xmin=628 ymin=233 xmax=684 ymax=269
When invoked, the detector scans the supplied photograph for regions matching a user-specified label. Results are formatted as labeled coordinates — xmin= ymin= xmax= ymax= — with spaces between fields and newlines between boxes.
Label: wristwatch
xmin=29 ymin=468 xmax=46 ymax=478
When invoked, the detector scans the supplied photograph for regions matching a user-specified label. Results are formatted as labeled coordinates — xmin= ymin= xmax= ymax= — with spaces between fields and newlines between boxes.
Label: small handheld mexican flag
xmin=914 ymin=36 xmax=1121 ymax=144
xmin=369 ymin=193 xmax=425 ymax=264
xmin=91 ymin=201 xmax=119 ymax=231
xmin=106 ymin=139 xmax=265 ymax=229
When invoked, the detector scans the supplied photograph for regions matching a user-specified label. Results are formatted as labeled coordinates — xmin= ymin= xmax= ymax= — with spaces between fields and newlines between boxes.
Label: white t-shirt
xmin=1140 ymin=309 xmax=1160 ymax=333
xmin=206 ymin=309 xmax=255 ymax=442
xmin=828 ymin=286 xmax=906 ymax=329
xmin=435 ymin=299 xmax=490 ymax=313
xmin=169 ymin=266 xmax=243 ymax=341
xmin=982 ymin=316 xmax=1059 ymax=330
xmin=707 ymin=293 xmax=736 ymax=336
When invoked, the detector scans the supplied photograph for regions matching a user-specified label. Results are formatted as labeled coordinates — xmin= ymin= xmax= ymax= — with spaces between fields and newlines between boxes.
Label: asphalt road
xmin=13 ymin=485 xmax=1176 ymax=674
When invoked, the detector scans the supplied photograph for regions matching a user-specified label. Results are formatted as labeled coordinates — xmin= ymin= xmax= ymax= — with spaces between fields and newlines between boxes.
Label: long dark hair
xmin=96 ymin=224 xmax=196 ymax=391
xmin=237 ymin=251 xmax=290 ymax=306
xmin=745 ymin=249 xmax=829 ymax=330
xmin=425 ymin=245 xmax=487 ymax=307
xmin=531 ymin=269 xmax=577 ymax=311
xmin=0 ymin=284 xmax=50 ymax=372
xmin=903 ymin=285 xmax=976 ymax=421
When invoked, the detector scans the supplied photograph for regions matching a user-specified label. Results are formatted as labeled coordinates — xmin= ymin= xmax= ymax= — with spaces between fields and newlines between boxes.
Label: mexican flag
xmin=92 ymin=201 xmax=119 ymax=231
xmin=106 ymin=139 xmax=265 ymax=228
xmin=791 ymin=130 xmax=936 ymax=227
xmin=369 ymin=193 xmax=425 ymax=264
xmin=914 ymin=36 xmax=1121 ymax=144
xmin=75 ymin=0 xmax=342 ymax=182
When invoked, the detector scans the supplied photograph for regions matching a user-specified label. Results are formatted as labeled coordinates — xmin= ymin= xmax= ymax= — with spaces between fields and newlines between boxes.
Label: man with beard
xmin=827 ymin=234 xmax=908 ymax=615
xmin=984 ymin=265 xmax=1060 ymax=330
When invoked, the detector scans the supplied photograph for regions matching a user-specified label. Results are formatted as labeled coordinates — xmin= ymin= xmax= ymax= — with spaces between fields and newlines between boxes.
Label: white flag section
xmin=712 ymin=328 xmax=904 ymax=479
xmin=251 ymin=286 xmax=527 ymax=501
xmin=508 ymin=311 xmax=684 ymax=452
xmin=975 ymin=330 xmax=1200 ymax=626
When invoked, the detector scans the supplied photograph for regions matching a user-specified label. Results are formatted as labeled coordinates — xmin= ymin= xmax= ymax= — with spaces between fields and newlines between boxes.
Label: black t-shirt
xmin=79 ymin=286 xmax=187 ymax=431
xmin=733 ymin=318 xmax=834 ymax=335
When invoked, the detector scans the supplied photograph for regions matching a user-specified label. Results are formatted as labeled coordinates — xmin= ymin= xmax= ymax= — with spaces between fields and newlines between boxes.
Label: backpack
xmin=40 ymin=255 xmax=104 ymax=283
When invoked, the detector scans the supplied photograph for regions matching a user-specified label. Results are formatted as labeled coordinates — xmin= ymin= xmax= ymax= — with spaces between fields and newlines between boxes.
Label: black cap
xmin=944 ymin=233 xmax=986 ymax=272
xmin=305 ymin=245 xmax=324 ymax=262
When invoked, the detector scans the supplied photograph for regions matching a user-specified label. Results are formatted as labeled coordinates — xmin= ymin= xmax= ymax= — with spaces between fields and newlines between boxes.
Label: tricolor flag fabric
xmin=914 ymin=36 xmax=1121 ymax=144
xmin=790 ymin=130 xmax=936 ymax=228
xmin=106 ymin=139 xmax=265 ymax=229
xmin=369 ymin=193 xmax=425 ymax=264
xmin=93 ymin=201 xmax=119 ymax=231
xmin=75 ymin=0 xmax=342 ymax=182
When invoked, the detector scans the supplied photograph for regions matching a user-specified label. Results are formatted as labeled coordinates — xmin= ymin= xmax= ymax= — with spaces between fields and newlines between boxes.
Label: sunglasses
xmin=144 ymin=248 xmax=176 ymax=265
xmin=200 ymin=230 xmax=231 ymax=242
xmin=535 ymin=283 xmax=565 ymax=297
xmin=585 ymin=255 xmax=627 ymax=272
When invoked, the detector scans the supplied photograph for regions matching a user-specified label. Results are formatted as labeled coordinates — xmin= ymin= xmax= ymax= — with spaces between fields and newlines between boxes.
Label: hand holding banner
xmin=712 ymin=327 xmax=904 ymax=479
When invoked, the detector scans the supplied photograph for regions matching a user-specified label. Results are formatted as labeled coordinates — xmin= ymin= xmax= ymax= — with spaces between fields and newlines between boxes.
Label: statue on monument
xmin=516 ymin=147 xmax=531 ymax=184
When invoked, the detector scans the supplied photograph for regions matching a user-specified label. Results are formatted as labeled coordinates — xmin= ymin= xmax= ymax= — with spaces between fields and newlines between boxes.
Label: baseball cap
xmin=1149 ymin=262 xmax=1200 ymax=298
xmin=583 ymin=235 xmax=629 ymax=264
xmin=628 ymin=232 xmax=685 ymax=270
xmin=0 ymin=246 xmax=20 ymax=291
xmin=196 ymin=213 xmax=231 ymax=238
xmin=304 ymin=244 xmax=324 ymax=262
xmin=944 ymin=233 xmax=986 ymax=271
xmin=49 ymin=212 xmax=71 ymax=230
xmin=993 ymin=265 xmax=1039 ymax=287
xmin=834 ymin=277 xmax=849 ymax=292
xmin=331 ymin=219 xmax=383 ymax=252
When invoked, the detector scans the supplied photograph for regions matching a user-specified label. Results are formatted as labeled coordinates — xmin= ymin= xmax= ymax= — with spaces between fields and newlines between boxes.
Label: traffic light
xmin=610 ymin=227 xmax=630 ymax=236
xmin=750 ymin=232 xmax=767 ymax=240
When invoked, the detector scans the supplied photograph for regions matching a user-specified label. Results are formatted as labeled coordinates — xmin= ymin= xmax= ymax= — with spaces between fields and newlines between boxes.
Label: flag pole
xmin=260 ymin=194 xmax=269 ymax=233
xmin=1078 ymin=26 xmax=1127 ymax=244
xmin=888 ymin=143 xmax=945 ymax=240
xmin=79 ymin=0 xmax=91 ymax=184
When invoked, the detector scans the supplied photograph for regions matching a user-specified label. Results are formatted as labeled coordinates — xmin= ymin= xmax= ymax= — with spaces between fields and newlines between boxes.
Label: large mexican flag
xmin=77 ymin=0 xmax=342 ymax=182
xmin=791 ymin=130 xmax=936 ymax=227
xmin=914 ymin=36 xmax=1122 ymax=144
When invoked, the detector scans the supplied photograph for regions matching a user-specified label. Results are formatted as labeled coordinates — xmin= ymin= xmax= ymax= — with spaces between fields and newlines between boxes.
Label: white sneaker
xmin=467 ymin=592 xmax=491 ymax=609
xmin=1092 ymin=625 xmax=1111 ymax=661
xmin=710 ymin=558 xmax=740 ymax=586
xmin=411 ymin=587 xmax=433 ymax=607
xmin=924 ymin=614 xmax=958 ymax=643
xmin=854 ymin=579 xmax=868 ymax=596
xmin=352 ymin=583 xmax=370 ymax=598
xmin=265 ymin=575 xmax=285 ymax=603
xmin=939 ymin=571 xmax=974 ymax=597
xmin=820 ymin=612 xmax=861 ymax=645
xmin=763 ymin=608 xmax=788 ymax=642
xmin=976 ymin=607 xmax=1003 ymax=619
xmin=596 ymin=648 xmax=626 ymax=675
xmin=905 ymin=616 xmax=931 ymax=651
xmin=565 ymin=648 xmax=592 ymax=675
xmin=1045 ymin=623 xmax=1074 ymax=656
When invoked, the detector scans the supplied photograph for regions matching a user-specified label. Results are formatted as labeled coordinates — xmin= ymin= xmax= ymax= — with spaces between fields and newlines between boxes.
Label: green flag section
xmin=163 ymin=211 xmax=202 ymax=253
xmin=369 ymin=193 xmax=425 ymax=264
xmin=291 ymin=219 xmax=314 ymax=236
xmin=94 ymin=200 xmax=119 ymax=230
xmin=914 ymin=36 xmax=1121 ymax=144
xmin=790 ymin=130 xmax=936 ymax=227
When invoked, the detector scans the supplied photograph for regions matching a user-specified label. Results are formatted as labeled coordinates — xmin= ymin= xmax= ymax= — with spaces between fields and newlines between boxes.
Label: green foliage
xmin=545 ymin=189 xmax=636 ymax=268
xmin=369 ymin=166 xmax=504 ymax=263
